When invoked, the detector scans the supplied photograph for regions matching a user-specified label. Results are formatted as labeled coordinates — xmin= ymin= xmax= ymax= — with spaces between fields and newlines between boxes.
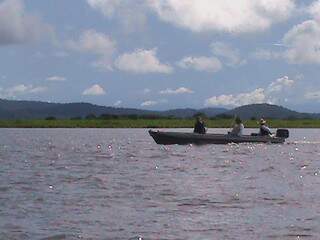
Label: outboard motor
xmin=276 ymin=129 xmax=289 ymax=138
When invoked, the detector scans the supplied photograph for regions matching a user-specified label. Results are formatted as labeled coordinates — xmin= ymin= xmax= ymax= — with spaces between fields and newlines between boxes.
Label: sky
xmin=1 ymin=0 xmax=320 ymax=112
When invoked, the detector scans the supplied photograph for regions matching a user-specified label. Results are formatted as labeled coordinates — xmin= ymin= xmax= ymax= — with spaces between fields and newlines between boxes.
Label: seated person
xmin=259 ymin=118 xmax=272 ymax=136
xmin=230 ymin=117 xmax=244 ymax=136
xmin=194 ymin=116 xmax=206 ymax=134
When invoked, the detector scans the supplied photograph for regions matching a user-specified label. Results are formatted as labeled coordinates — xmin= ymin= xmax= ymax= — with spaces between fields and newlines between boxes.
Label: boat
xmin=148 ymin=129 xmax=289 ymax=145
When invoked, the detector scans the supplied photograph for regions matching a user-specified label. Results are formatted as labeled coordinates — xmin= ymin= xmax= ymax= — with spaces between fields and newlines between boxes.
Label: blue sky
xmin=1 ymin=0 xmax=320 ymax=112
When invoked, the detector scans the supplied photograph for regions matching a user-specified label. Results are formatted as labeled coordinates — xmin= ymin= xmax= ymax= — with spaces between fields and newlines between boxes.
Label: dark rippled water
xmin=1 ymin=128 xmax=320 ymax=240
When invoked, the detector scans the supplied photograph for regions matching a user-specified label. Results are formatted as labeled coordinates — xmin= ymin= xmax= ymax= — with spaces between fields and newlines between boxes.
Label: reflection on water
xmin=0 ymin=128 xmax=320 ymax=239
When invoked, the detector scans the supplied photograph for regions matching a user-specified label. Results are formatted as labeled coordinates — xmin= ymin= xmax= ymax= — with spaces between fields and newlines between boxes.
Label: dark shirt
xmin=194 ymin=121 xmax=206 ymax=134
xmin=260 ymin=125 xmax=272 ymax=136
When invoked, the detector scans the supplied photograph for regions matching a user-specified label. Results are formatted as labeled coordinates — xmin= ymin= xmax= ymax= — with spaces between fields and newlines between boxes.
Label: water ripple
xmin=1 ymin=128 xmax=320 ymax=239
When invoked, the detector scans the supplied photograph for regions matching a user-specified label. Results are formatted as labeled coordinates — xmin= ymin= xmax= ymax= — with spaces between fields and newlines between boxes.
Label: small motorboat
xmin=148 ymin=129 xmax=289 ymax=145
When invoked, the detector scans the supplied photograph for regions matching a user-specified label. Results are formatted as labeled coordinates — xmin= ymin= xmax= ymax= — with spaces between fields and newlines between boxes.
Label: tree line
xmin=45 ymin=112 xmax=310 ymax=121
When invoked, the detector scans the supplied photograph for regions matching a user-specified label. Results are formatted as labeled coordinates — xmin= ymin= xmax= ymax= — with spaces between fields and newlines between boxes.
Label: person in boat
xmin=230 ymin=117 xmax=244 ymax=136
xmin=259 ymin=118 xmax=272 ymax=136
xmin=194 ymin=116 xmax=206 ymax=134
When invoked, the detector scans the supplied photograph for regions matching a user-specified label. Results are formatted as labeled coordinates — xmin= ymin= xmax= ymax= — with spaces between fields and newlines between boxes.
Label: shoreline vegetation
xmin=0 ymin=116 xmax=320 ymax=128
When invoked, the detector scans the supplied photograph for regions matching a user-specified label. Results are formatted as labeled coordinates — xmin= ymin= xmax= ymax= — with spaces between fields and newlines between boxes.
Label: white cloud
xmin=115 ymin=48 xmax=173 ymax=74
xmin=87 ymin=0 xmax=121 ymax=17
xmin=282 ymin=20 xmax=320 ymax=64
xmin=82 ymin=84 xmax=106 ymax=96
xmin=250 ymin=0 xmax=320 ymax=65
xmin=67 ymin=30 xmax=116 ymax=55
xmin=91 ymin=56 xmax=115 ymax=71
xmin=28 ymin=86 xmax=47 ymax=94
xmin=267 ymin=76 xmax=294 ymax=93
xmin=177 ymin=42 xmax=244 ymax=72
xmin=309 ymin=0 xmax=320 ymax=22
xmin=251 ymin=49 xmax=282 ymax=60
xmin=177 ymin=56 xmax=222 ymax=72
xmin=256 ymin=2 xmax=320 ymax=65
xmin=8 ymin=85 xmax=47 ymax=95
xmin=0 ymin=84 xmax=47 ymax=98
xmin=147 ymin=0 xmax=295 ymax=33
xmin=114 ymin=100 xmax=122 ymax=106
xmin=87 ymin=0 xmax=147 ymax=33
xmin=46 ymin=76 xmax=66 ymax=82
xmin=205 ymin=88 xmax=266 ymax=107
xmin=141 ymin=100 xmax=157 ymax=106
xmin=252 ymin=18 xmax=320 ymax=65
xmin=8 ymin=84 xmax=29 ymax=94
xmin=67 ymin=30 xmax=116 ymax=70
xmin=0 ymin=0 xmax=53 ymax=45
xmin=304 ymin=91 xmax=320 ymax=100
xmin=143 ymin=88 xmax=151 ymax=94
xmin=159 ymin=87 xmax=194 ymax=95
xmin=205 ymin=76 xmax=295 ymax=107
xmin=211 ymin=42 xmax=246 ymax=67
xmin=265 ymin=76 xmax=295 ymax=103
xmin=87 ymin=1 xmax=295 ymax=34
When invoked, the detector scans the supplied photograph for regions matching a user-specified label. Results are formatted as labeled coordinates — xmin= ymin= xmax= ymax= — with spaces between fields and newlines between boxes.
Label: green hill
xmin=222 ymin=103 xmax=316 ymax=119
xmin=0 ymin=99 xmax=317 ymax=120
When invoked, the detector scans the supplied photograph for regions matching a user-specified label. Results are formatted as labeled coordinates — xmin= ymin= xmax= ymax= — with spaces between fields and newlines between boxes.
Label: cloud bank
xmin=0 ymin=0 xmax=53 ymax=45
xmin=159 ymin=87 xmax=194 ymax=95
xmin=141 ymin=100 xmax=157 ymax=107
xmin=87 ymin=0 xmax=147 ymax=32
xmin=46 ymin=76 xmax=66 ymax=82
xmin=115 ymin=49 xmax=173 ymax=74
xmin=211 ymin=42 xmax=246 ymax=67
xmin=82 ymin=84 xmax=106 ymax=96
xmin=0 ymin=84 xmax=47 ymax=98
xmin=147 ymin=0 xmax=295 ymax=33
xmin=177 ymin=56 xmax=222 ymax=72
xmin=283 ymin=20 xmax=320 ymax=64
xmin=87 ymin=0 xmax=295 ymax=34
xmin=252 ymin=1 xmax=320 ymax=65
xmin=67 ymin=30 xmax=116 ymax=70
xmin=205 ymin=76 xmax=295 ymax=107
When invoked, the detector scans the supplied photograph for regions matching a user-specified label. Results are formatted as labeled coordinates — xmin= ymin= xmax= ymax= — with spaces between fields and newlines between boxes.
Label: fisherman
xmin=259 ymin=118 xmax=272 ymax=136
xmin=230 ymin=117 xmax=244 ymax=136
xmin=194 ymin=116 xmax=206 ymax=134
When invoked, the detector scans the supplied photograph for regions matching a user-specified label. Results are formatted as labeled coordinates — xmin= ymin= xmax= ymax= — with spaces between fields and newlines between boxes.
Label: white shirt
xmin=231 ymin=123 xmax=244 ymax=136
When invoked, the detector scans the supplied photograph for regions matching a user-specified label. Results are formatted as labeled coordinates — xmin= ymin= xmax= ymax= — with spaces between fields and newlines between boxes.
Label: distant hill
xmin=0 ymin=99 xmax=156 ymax=119
xmin=223 ymin=103 xmax=317 ymax=120
xmin=0 ymin=99 xmax=226 ymax=119
xmin=0 ymin=99 xmax=318 ymax=120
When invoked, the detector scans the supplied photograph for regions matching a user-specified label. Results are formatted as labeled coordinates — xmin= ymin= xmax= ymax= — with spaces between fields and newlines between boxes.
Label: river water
xmin=0 ymin=128 xmax=320 ymax=240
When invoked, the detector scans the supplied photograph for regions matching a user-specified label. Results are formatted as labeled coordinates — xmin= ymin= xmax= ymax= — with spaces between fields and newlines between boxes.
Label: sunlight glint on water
xmin=0 ymin=128 xmax=320 ymax=239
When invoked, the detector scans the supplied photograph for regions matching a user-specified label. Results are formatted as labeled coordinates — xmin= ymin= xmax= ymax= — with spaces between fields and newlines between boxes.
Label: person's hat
xmin=260 ymin=118 xmax=266 ymax=124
